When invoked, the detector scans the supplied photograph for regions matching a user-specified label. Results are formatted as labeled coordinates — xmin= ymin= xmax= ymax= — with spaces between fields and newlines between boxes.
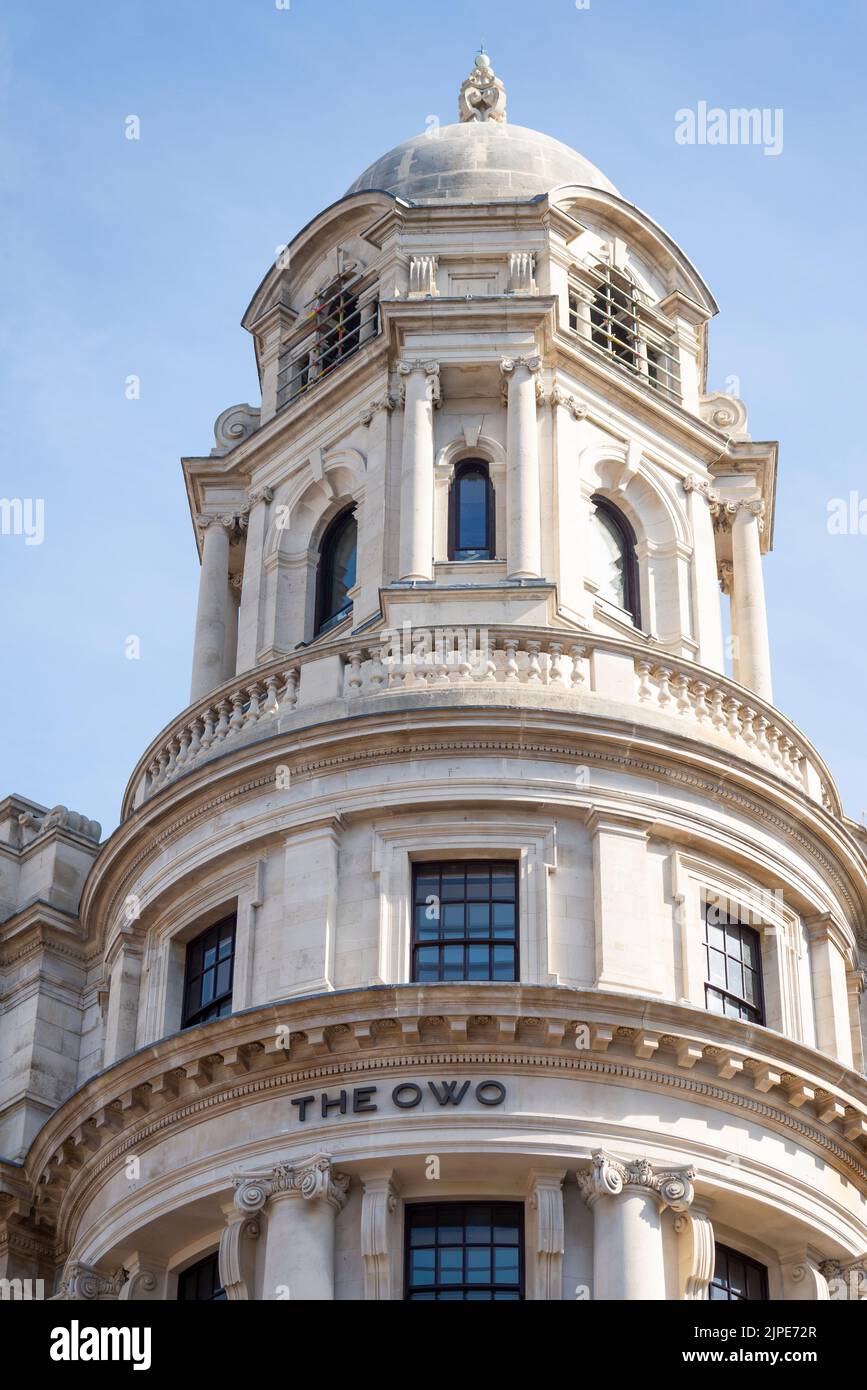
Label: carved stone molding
xmin=218 ymin=1210 xmax=261 ymax=1301
xmin=577 ymin=1150 xmax=696 ymax=1212
xmin=675 ymin=1201 xmax=715 ymax=1299
xmin=527 ymin=1170 xmax=565 ymax=1300
xmin=234 ymin=1155 xmax=350 ymax=1215
xmin=210 ymin=404 xmax=261 ymax=458
xmin=195 ymin=512 xmax=237 ymax=533
xmin=397 ymin=359 xmax=441 ymax=408
xmin=246 ymin=486 xmax=274 ymax=509
xmin=360 ymin=394 xmax=397 ymax=427
xmin=458 ymin=49 xmax=506 ymax=124
xmin=408 ymin=255 xmax=439 ymax=298
xmin=360 ymin=1172 xmax=400 ymax=1300
xmin=698 ymin=392 xmax=750 ymax=441
xmin=508 ymin=252 xmax=537 ymax=295
xmin=52 ymin=1261 xmax=127 ymax=1302
xmin=718 ymin=560 xmax=734 ymax=596
xmin=548 ymin=385 xmax=588 ymax=420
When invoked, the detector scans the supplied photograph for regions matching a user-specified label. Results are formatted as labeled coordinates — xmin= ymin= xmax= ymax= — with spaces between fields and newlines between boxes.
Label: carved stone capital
xmin=500 ymin=354 xmax=542 ymax=376
xmin=549 ymin=385 xmax=588 ymax=419
xmin=397 ymin=360 xmax=441 ymax=408
xmin=360 ymin=394 xmax=397 ymax=427
xmin=246 ymin=485 xmax=274 ymax=509
xmin=195 ymin=512 xmax=236 ymax=533
xmin=233 ymin=1156 xmax=350 ymax=1215
xmin=718 ymin=560 xmax=734 ymax=596
xmin=577 ymin=1150 xmax=696 ymax=1213
xmin=54 ymin=1261 xmax=127 ymax=1301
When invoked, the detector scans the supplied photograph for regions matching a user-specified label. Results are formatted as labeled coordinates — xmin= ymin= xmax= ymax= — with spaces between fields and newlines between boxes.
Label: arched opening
xmin=588 ymin=495 xmax=641 ymax=626
xmin=590 ymin=266 xmax=637 ymax=368
xmin=448 ymin=460 xmax=495 ymax=561
xmin=315 ymin=506 xmax=357 ymax=635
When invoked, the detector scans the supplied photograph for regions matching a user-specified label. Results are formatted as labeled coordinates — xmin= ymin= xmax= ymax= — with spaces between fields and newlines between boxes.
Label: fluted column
xmin=398 ymin=360 xmax=440 ymax=581
xmin=233 ymin=1155 xmax=349 ymax=1301
xmin=190 ymin=514 xmax=233 ymax=701
xmin=501 ymin=355 xmax=543 ymax=578
xmin=730 ymin=499 xmax=772 ymax=702
xmin=578 ymin=1150 xmax=695 ymax=1301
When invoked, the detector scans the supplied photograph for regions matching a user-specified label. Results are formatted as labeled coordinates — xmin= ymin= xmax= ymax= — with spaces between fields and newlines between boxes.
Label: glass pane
xmin=708 ymin=948 xmax=727 ymax=985
xmin=467 ymin=902 xmax=490 ymax=936
xmin=466 ymin=867 xmax=490 ymax=900
xmin=203 ymin=943 xmax=217 ymax=970
xmin=200 ymin=970 xmax=215 ymax=1005
xmin=492 ymin=946 xmax=516 ymax=981
xmin=492 ymin=902 xmax=515 ymax=933
xmin=441 ymin=903 xmax=465 ymax=935
xmin=590 ymin=506 xmax=628 ymax=609
xmin=706 ymin=919 xmax=726 ymax=949
xmin=493 ymin=1220 xmax=520 ymax=1245
xmin=466 ymin=1248 xmax=491 ymax=1282
xmin=741 ymin=932 xmax=758 ymax=969
xmin=438 ymin=1213 xmax=463 ymax=1244
xmin=414 ymin=904 xmax=439 ymax=939
xmin=440 ymin=866 xmax=465 ymax=900
xmin=491 ymin=866 xmax=515 ymax=899
xmin=410 ymin=1250 xmax=435 ymax=1285
xmin=216 ymin=960 xmax=232 ymax=996
xmin=457 ymin=471 xmax=489 ymax=552
xmin=493 ymin=1248 xmax=519 ymax=1281
xmin=726 ymin=922 xmax=743 ymax=955
xmin=727 ymin=1257 xmax=747 ymax=1299
xmin=743 ymin=968 xmax=758 ymax=1004
xmin=706 ymin=987 xmax=724 ymax=1015
xmin=746 ymin=1265 xmax=765 ymax=1301
xmin=467 ymin=945 xmax=490 ymax=980
xmin=465 ymin=1207 xmax=490 ymax=1243
xmin=415 ymin=947 xmax=439 ymax=981
xmin=442 ymin=946 xmax=464 ymax=980
xmin=728 ymin=960 xmax=744 ymax=998
xmin=415 ymin=872 xmax=438 ymax=904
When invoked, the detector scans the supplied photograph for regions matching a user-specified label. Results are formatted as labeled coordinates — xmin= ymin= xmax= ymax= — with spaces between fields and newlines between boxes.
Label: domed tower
xmin=3 ymin=52 xmax=866 ymax=1304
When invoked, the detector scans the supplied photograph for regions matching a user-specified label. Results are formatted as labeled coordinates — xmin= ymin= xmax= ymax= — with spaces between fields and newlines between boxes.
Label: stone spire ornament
xmin=459 ymin=47 xmax=507 ymax=123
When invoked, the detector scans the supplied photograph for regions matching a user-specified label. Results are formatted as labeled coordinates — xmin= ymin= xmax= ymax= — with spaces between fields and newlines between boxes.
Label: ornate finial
xmin=459 ymin=48 xmax=506 ymax=124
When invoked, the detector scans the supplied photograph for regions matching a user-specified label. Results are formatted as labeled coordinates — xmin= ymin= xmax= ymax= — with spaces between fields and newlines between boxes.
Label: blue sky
xmin=1 ymin=0 xmax=865 ymax=836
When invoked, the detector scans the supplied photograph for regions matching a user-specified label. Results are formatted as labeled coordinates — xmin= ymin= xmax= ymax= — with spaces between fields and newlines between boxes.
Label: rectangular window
xmin=405 ymin=1202 xmax=524 ymax=1300
xmin=703 ymin=900 xmax=764 ymax=1024
xmin=177 ymin=1252 xmax=226 ymax=1301
xmin=182 ymin=914 xmax=236 ymax=1029
xmin=710 ymin=1244 xmax=769 ymax=1301
xmin=412 ymin=861 xmax=518 ymax=983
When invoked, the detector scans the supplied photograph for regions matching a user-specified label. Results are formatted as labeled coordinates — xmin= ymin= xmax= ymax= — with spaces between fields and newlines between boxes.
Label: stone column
xmin=578 ymin=1151 xmax=695 ymax=1301
xmin=233 ymin=1156 xmax=349 ymax=1301
xmin=501 ymin=355 xmax=543 ymax=579
xmin=398 ymin=360 xmax=440 ymax=581
xmin=729 ymin=499 xmax=772 ymax=702
xmin=190 ymin=514 xmax=233 ymax=702
xmin=236 ymin=486 xmax=273 ymax=673
xmin=683 ymin=475 xmax=725 ymax=674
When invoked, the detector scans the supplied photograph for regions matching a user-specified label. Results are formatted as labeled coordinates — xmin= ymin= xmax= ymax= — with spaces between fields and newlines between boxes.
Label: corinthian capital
xmin=577 ymin=1150 xmax=695 ymax=1212
xmin=54 ymin=1261 xmax=127 ymax=1301
xmin=233 ymin=1156 xmax=350 ymax=1215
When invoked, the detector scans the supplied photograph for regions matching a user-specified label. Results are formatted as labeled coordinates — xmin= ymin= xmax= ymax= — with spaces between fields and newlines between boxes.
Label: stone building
xmin=1 ymin=52 xmax=866 ymax=1302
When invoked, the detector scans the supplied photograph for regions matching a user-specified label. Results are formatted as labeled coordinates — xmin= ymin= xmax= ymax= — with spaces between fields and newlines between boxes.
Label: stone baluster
xmin=504 ymin=638 xmax=520 ymax=683
xmin=548 ymin=642 xmax=565 ymax=686
xmin=526 ymin=640 xmax=542 ymax=683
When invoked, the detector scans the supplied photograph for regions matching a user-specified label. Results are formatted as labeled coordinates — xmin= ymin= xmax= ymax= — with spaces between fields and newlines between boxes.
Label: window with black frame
xmin=588 ymin=496 xmax=641 ymax=626
xmin=448 ymin=460 xmax=494 ymax=561
xmin=411 ymin=860 xmax=518 ymax=983
xmin=703 ymin=899 xmax=764 ymax=1024
xmin=710 ymin=1244 xmax=769 ymax=1301
xmin=315 ymin=506 xmax=357 ymax=635
xmin=177 ymin=1252 xmax=227 ymax=1301
xmin=181 ymin=914 xmax=236 ymax=1029
xmin=405 ymin=1203 xmax=524 ymax=1300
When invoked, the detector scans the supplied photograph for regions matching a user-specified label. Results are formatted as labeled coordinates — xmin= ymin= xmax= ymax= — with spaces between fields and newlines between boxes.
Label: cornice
xmin=24 ymin=987 xmax=867 ymax=1249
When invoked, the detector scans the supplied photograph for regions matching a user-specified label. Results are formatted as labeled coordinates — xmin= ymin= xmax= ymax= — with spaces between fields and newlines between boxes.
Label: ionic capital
xmin=53 ymin=1261 xmax=127 ymax=1302
xmin=577 ymin=1150 xmax=696 ymax=1213
xmin=233 ymin=1156 xmax=350 ymax=1215
xmin=195 ymin=512 xmax=236 ymax=533
xmin=500 ymin=354 xmax=542 ymax=377
xmin=397 ymin=359 xmax=441 ymax=408
xmin=246 ymin=485 xmax=274 ymax=509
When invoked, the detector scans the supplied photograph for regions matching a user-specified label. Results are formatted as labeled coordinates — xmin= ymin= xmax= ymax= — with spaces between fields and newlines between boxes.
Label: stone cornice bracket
xmin=458 ymin=48 xmax=506 ymax=124
xmin=549 ymin=384 xmax=588 ymax=420
xmin=246 ymin=485 xmax=274 ymax=509
xmin=397 ymin=359 xmax=441 ymax=409
xmin=53 ymin=1261 xmax=127 ymax=1302
xmin=682 ymin=473 xmax=719 ymax=505
xmin=234 ymin=1156 xmax=350 ymax=1214
xmin=360 ymin=394 xmax=397 ymax=427
xmin=576 ymin=1150 xmax=696 ymax=1213
xmin=210 ymin=404 xmax=261 ymax=458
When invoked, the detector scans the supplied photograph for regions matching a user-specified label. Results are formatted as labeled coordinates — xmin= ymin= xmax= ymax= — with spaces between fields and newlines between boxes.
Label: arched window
xmin=315 ymin=506 xmax=357 ymax=635
xmin=448 ymin=460 xmax=494 ymax=561
xmin=588 ymin=496 xmax=640 ymax=626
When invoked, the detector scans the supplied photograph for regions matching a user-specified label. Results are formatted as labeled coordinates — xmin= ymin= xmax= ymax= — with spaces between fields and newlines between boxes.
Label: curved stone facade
xmin=1 ymin=51 xmax=865 ymax=1304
